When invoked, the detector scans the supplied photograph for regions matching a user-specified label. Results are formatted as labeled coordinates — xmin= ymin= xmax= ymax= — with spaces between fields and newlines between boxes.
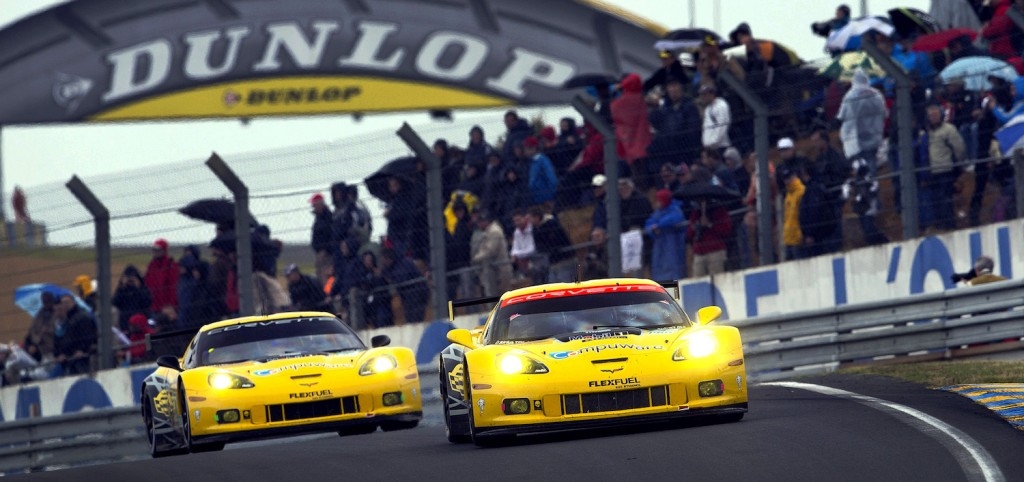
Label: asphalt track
xmin=18 ymin=375 xmax=1024 ymax=482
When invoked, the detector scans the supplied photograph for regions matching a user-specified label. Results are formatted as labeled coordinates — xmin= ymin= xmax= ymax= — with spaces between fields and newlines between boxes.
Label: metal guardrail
xmin=729 ymin=278 xmax=1024 ymax=381
xmin=0 ymin=407 xmax=147 ymax=474
xmin=2 ymin=279 xmax=1022 ymax=472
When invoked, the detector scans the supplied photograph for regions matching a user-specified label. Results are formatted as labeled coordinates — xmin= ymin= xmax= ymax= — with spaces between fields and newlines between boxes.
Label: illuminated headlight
xmin=208 ymin=372 xmax=255 ymax=389
xmin=673 ymin=332 xmax=718 ymax=360
xmin=497 ymin=354 xmax=549 ymax=375
xmin=359 ymin=355 xmax=398 ymax=376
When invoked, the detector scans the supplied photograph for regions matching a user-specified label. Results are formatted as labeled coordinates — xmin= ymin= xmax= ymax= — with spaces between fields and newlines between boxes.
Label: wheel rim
xmin=180 ymin=392 xmax=192 ymax=450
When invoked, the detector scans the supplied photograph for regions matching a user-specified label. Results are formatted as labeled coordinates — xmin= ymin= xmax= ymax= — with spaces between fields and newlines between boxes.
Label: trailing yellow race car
xmin=439 ymin=278 xmax=746 ymax=446
xmin=141 ymin=312 xmax=422 ymax=457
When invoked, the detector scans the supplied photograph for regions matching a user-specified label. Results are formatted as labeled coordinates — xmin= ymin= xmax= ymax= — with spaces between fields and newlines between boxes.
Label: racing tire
xmin=179 ymin=384 xmax=226 ymax=454
xmin=337 ymin=424 xmax=378 ymax=437
xmin=380 ymin=420 xmax=420 ymax=432
xmin=719 ymin=412 xmax=745 ymax=424
xmin=144 ymin=397 xmax=186 ymax=458
xmin=465 ymin=362 xmax=514 ymax=447
xmin=441 ymin=358 xmax=471 ymax=443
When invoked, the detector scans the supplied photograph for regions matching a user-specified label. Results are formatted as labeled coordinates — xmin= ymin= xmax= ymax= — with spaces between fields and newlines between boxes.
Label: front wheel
xmin=144 ymin=397 xmax=185 ymax=458
xmin=179 ymin=385 xmax=225 ymax=453
xmin=441 ymin=360 xmax=471 ymax=443
xmin=465 ymin=362 xmax=514 ymax=447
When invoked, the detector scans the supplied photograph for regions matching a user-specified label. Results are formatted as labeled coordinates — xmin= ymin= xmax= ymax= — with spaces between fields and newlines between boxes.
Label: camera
xmin=811 ymin=20 xmax=832 ymax=37
xmin=950 ymin=269 xmax=977 ymax=283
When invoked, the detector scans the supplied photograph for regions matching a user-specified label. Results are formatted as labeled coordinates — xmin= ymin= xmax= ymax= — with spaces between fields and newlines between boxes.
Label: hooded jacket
xmin=145 ymin=252 xmax=179 ymax=312
xmin=991 ymin=77 xmax=1024 ymax=125
xmin=837 ymin=68 xmax=887 ymax=158
xmin=113 ymin=265 xmax=152 ymax=332
xmin=611 ymin=73 xmax=654 ymax=163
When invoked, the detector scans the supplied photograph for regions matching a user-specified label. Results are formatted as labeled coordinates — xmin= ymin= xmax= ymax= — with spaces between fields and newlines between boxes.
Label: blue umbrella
xmin=995 ymin=114 xmax=1024 ymax=154
xmin=14 ymin=283 xmax=92 ymax=318
xmin=940 ymin=56 xmax=1018 ymax=92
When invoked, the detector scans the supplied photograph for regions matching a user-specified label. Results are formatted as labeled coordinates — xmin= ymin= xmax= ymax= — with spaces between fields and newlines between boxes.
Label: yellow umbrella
xmin=818 ymin=51 xmax=888 ymax=81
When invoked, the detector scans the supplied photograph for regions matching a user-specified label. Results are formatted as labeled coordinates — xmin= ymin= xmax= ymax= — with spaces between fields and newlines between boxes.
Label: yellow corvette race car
xmin=439 ymin=278 xmax=746 ymax=446
xmin=141 ymin=312 xmax=422 ymax=457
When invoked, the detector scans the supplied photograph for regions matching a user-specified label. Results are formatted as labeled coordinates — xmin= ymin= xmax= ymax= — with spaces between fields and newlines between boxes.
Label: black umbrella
xmin=562 ymin=73 xmax=619 ymax=89
xmin=888 ymin=7 xmax=940 ymax=39
xmin=179 ymin=198 xmax=258 ymax=226
xmin=655 ymin=28 xmax=728 ymax=51
xmin=364 ymin=156 xmax=423 ymax=203
xmin=673 ymin=183 xmax=741 ymax=203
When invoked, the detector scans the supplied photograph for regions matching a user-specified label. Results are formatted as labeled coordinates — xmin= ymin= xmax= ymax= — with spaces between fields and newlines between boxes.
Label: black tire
xmin=719 ymin=412 xmax=745 ymax=424
xmin=179 ymin=384 xmax=226 ymax=454
xmin=144 ymin=397 xmax=185 ymax=458
xmin=441 ymin=358 xmax=471 ymax=443
xmin=338 ymin=424 xmax=377 ymax=437
xmin=466 ymin=362 xmax=514 ymax=447
xmin=380 ymin=420 xmax=420 ymax=432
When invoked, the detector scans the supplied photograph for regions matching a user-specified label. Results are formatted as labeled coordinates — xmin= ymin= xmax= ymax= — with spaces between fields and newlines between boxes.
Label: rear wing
xmin=448 ymin=295 xmax=500 ymax=321
xmin=657 ymin=279 xmax=680 ymax=300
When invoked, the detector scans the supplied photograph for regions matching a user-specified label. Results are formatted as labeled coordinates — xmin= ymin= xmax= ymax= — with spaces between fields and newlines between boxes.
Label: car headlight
xmin=673 ymin=332 xmax=718 ymax=360
xmin=498 ymin=354 xmax=549 ymax=375
xmin=359 ymin=355 xmax=398 ymax=376
xmin=208 ymin=372 xmax=255 ymax=389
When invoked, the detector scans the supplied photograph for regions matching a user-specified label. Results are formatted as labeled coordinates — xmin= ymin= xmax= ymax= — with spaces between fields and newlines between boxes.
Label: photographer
xmin=951 ymin=256 xmax=1008 ymax=286
xmin=812 ymin=4 xmax=851 ymax=52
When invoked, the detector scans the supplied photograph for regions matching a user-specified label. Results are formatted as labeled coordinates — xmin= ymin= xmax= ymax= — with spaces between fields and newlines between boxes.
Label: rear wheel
xmin=179 ymin=385 xmax=225 ymax=453
xmin=441 ymin=359 xmax=471 ymax=443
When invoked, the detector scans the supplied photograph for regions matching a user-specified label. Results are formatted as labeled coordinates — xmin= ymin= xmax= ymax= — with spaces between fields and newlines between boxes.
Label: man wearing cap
xmin=644 ymin=48 xmax=690 ymax=98
xmin=774 ymin=137 xmax=808 ymax=190
xmin=700 ymin=84 xmax=732 ymax=153
xmin=648 ymin=78 xmax=702 ymax=168
xmin=590 ymin=174 xmax=609 ymax=230
xmin=145 ymin=238 xmax=179 ymax=314
xmin=309 ymin=193 xmax=333 ymax=284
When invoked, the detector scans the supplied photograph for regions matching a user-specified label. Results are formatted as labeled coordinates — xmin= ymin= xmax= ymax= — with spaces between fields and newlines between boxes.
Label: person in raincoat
xmin=644 ymin=189 xmax=687 ymax=281
xmin=836 ymin=68 xmax=887 ymax=176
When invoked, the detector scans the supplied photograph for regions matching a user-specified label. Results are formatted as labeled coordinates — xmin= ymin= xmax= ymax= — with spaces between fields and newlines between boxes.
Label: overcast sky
xmin=0 ymin=0 xmax=930 ymax=198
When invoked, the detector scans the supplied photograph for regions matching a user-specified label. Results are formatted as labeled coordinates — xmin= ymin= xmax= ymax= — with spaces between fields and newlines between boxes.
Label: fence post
xmin=863 ymin=36 xmax=919 ymax=239
xmin=396 ymin=123 xmax=447 ymax=322
xmin=571 ymin=95 xmax=622 ymax=276
xmin=65 ymin=176 xmax=114 ymax=370
xmin=717 ymin=70 xmax=774 ymax=266
xmin=205 ymin=153 xmax=254 ymax=317
xmin=1015 ymin=149 xmax=1024 ymax=219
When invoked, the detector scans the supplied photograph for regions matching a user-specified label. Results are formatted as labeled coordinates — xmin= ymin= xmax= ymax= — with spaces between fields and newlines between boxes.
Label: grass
xmin=838 ymin=361 xmax=1024 ymax=387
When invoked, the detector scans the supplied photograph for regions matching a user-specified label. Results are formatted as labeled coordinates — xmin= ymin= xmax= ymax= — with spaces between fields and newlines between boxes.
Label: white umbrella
xmin=826 ymin=16 xmax=895 ymax=53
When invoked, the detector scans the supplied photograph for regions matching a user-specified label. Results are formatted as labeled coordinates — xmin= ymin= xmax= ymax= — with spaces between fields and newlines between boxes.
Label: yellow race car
xmin=439 ymin=278 xmax=746 ymax=446
xmin=141 ymin=312 xmax=422 ymax=457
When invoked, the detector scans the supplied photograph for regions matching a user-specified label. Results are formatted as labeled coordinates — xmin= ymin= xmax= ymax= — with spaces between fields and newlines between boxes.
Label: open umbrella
xmin=818 ymin=51 xmax=888 ymax=82
xmin=911 ymin=28 xmax=977 ymax=53
xmin=940 ymin=56 xmax=1018 ymax=91
xmin=888 ymin=7 xmax=940 ymax=38
xmin=179 ymin=198 xmax=258 ymax=227
xmin=364 ymin=156 xmax=423 ymax=203
xmin=562 ymin=73 xmax=619 ymax=89
xmin=655 ymin=28 xmax=728 ymax=51
xmin=14 ymin=283 xmax=92 ymax=318
xmin=826 ymin=16 xmax=894 ymax=53
xmin=673 ymin=183 xmax=741 ymax=203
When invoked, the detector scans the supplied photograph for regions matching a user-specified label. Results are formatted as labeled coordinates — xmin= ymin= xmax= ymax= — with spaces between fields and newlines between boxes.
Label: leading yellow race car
xmin=141 ymin=312 xmax=422 ymax=457
xmin=439 ymin=278 xmax=746 ymax=446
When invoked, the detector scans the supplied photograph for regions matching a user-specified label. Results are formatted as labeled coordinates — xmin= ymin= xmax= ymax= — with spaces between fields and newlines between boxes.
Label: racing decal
xmin=251 ymin=362 xmax=352 ymax=376
xmin=205 ymin=316 xmax=333 ymax=335
xmin=588 ymin=377 xmax=640 ymax=388
xmin=599 ymin=367 xmax=624 ymax=374
xmin=502 ymin=284 xmax=662 ymax=307
xmin=736 ymin=376 xmax=743 ymax=389
xmin=549 ymin=343 xmax=665 ymax=359
xmin=567 ymin=331 xmax=631 ymax=342
xmin=289 ymin=390 xmax=333 ymax=399
xmin=448 ymin=364 xmax=465 ymax=394
xmin=646 ymin=327 xmax=683 ymax=334
xmin=193 ymin=409 xmax=201 ymax=421
xmin=477 ymin=398 xmax=485 ymax=414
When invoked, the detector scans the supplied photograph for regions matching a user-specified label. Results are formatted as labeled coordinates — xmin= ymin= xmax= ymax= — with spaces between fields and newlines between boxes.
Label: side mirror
xmin=371 ymin=335 xmax=391 ymax=348
xmin=156 ymin=355 xmax=182 ymax=371
xmin=696 ymin=306 xmax=723 ymax=326
xmin=447 ymin=328 xmax=479 ymax=349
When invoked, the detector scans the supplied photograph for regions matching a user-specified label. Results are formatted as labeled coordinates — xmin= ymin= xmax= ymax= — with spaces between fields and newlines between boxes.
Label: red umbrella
xmin=911 ymin=28 xmax=978 ymax=53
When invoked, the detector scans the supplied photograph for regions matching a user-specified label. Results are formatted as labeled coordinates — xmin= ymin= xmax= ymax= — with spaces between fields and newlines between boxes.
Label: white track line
xmin=762 ymin=381 xmax=1005 ymax=482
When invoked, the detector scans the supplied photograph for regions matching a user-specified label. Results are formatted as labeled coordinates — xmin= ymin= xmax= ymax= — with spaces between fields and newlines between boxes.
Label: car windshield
xmin=484 ymin=287 xmax=690 ymax=344
xmin=194 ymin=316 xmax=364 ymax=366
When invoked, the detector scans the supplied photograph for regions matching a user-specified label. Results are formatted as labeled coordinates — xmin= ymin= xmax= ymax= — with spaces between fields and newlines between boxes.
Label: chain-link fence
xmin=5 ymin=36 xmax=1024 ymax=387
